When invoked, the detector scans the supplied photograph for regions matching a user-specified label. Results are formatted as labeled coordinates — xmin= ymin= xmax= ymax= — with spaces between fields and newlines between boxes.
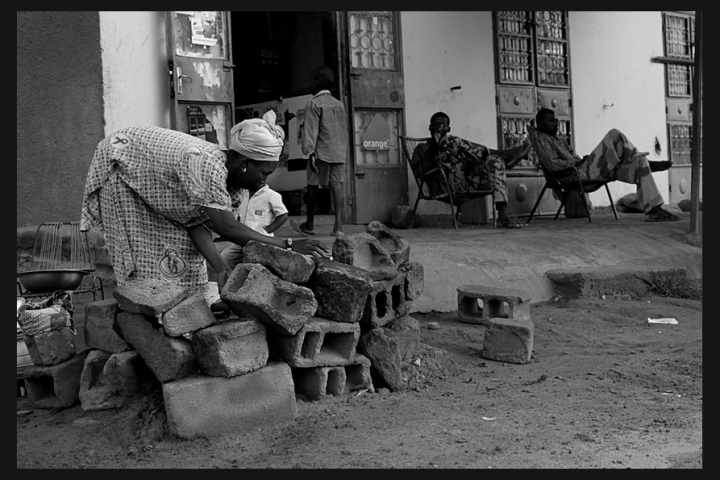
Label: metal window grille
xmin=349 ymin=11 xmax=398 ymax=70
xmin=668 ymin=123 xmax=692 ymax=165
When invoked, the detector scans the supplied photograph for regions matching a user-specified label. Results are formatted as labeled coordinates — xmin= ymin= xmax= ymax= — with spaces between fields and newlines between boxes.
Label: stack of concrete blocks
xmin=22 ymin=321 xmax=88 ymax=409
xmin=456 ymin=285 xmax=534 ymax=364
xmin=277 ymin=222 xmax=425 ymax=395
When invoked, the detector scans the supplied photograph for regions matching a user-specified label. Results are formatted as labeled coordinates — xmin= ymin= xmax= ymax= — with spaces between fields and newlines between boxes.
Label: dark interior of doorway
xmin=229 ymin=11 xmax=334 ymax=215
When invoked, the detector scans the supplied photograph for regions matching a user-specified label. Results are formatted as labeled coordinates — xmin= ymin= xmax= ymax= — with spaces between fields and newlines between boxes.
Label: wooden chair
xmin=399 ymin=136 xmax=496 ymax=229
xmin=525 ymin=126 xmax=618 ymax=224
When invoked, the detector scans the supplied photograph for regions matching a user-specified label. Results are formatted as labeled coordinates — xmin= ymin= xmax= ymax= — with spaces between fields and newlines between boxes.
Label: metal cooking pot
xmin=17 ymin=269 xmax=89 ymax=292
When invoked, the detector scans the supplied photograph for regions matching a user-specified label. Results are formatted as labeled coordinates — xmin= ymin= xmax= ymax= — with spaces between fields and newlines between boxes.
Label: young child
xmin=220 ymin=184 xmax=289 ymax=270
xmin=291 ymin=66 xmax=348 ymax=237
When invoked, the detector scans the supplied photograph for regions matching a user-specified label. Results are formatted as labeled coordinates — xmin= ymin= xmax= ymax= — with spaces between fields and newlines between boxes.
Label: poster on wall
xmin=296 ymin=109 xmax=305 ymax=144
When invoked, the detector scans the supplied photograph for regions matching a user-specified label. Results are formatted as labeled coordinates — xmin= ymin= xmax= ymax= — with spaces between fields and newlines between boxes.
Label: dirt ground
xmin=16 ymin=284 xmax=702 ymax=469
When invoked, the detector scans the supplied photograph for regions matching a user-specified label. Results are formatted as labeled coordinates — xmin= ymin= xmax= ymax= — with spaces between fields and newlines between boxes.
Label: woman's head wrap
xmin=229 ymin=110 xmax=285 ymax=161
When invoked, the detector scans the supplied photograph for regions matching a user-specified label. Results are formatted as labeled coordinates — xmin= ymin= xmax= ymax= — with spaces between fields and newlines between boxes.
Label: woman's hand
xmin=291 ymin=238 xmax=332 ymax=259
xmin=216 ymin=265 xmax=233 ymax=290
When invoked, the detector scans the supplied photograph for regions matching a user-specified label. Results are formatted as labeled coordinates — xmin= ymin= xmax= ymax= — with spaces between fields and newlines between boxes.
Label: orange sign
xmin=362 ymin=114 xmax=390 ymax=151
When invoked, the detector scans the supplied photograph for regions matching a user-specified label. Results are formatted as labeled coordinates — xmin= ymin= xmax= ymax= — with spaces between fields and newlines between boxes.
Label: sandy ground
xmin=16 ymin=289 xmax=702 ymax=469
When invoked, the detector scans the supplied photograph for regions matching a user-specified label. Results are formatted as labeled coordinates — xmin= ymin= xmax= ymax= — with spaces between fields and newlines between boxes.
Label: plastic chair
xmin=525 ymin=126 xmax=618 ymax=224
xmin=399 ymin=136 xmax=496 ymax=229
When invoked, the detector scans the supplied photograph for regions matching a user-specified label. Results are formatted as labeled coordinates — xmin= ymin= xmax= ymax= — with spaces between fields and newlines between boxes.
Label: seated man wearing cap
xmin=81 ymin=111 xmax=331 ymax=300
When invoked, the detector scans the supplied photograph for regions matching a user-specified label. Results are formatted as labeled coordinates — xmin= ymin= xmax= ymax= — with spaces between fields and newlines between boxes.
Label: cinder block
xmin=457 ymin=285 xmax=531 ymax=326
xmin=268 ymin=318 xmax=360 ymax=367
xmin=459 ymin=197 xmax=493 ymax=225
xmin=79 ymin=350 xmax=155 ymax=411
xmin=84 ymin=299 xmax=129 ymax=353
xmin=242 ymin=240 xmax=316 ymax=284
xmin=292 ymin=366 xmax=346 ymax=401
xmin=221 ymin=263 xmax=317 ymax=335
xmin=162 ymin=362 xmax=297 ymax=439
xmin=357 ymin=328 xmax=403 ymax=392
xmin=313 ymin=259 xmax=374 ymax=323
xmin=481 ymin=318 xmax=534 ymax=365
xmin=24 ymin=351 xmax=88 ymax=409
xmin=332 ymin=233 xmax=398 ymax=281
xmin=24 ymin=327 xmax=76 ymax=366
xmin=398 ymin=261 xmax=425 ymax=301
xmin=113 ymin=279 xmax=187 ymax=316
xmin=384 ymin=316 xmax=421 ymax=363
xmin=360 ymin=275 xmax=408 ymax=329
xmin=116 ymin=311 xmax=198 ymax=382
xmin=192 ymin=318 xmax=268 ymax=377
xmin=345 ymin=353 xmax=374 ymax=392
xmin=365 ymin=221 xmax=411 ymax=267
xmin=161 ymin=290 xmax=216 ymax=337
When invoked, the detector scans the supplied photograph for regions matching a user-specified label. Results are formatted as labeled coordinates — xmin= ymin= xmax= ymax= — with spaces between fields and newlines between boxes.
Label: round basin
xmin=17 ymin=269 xmax=89 ymax=293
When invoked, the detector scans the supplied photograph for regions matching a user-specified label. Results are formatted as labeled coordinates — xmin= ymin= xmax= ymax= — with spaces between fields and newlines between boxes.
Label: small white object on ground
xmin=481 ymin=416 xmax=497 ymax=421
xmin=648 ymin=318 xmax=678 ymax=325
xmin=427 ymin=322 xmax=440 ymax=330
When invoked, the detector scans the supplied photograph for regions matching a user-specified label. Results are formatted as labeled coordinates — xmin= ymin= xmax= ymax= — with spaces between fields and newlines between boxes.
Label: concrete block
xmin=162 ymin=362 xmax=297 ymax=439
xmin=116 ymin=311 xmax=198 ymax=382
xmin=79 ymin=350 xmax=155 ymax=411
xmin=161 ymin=290 xmax=216 ymax=337
xmin=113 ymin=279 xmax=187 ymax=316
xmin=365 ymin=220 xmax=411 ymax=266
xmin=384 ymin=316 xmax=421 ymax=363
xmin=457 ymin=285 xmax=531 ymax=326
xmin=398 ymin=261 xmax=425 ymax=301
xmin=313 ymin=258 xmax=374 ymax=323
xmin=345 ymin=353 xmax=374 ymax=392
xmin=481 ymin=318 xmax=534 ymax=365
xmin=24 ymin=350 xmax=88 ymax=409
xmin=192 ymin=318 xmax=268 ymax=377
xmin=459 ymin=197 xmax=493 ymax=225
xmin=360 ymin=275 xmax=408 ymax=329
xmin=332 ymin=233 xmax=398 ymax=281
xmin=242 ymin=240 xmax=316 ymax=284
xmin=357 ymin=328 xmax=403 ymax=392
xmin=268 ymin=318 xmax=360 ymax=367
xmin=292 ymin=366 xmax=346 ymax=401
xmin=390 ymin=205 xmax=423 ymax=229
xmin=23 ymin=327 xmax=76 ymax=367
xmin=84 ymin=299 xmax=129 ymax=353
xmin=221 ymin=263 xmax=317 ymax=335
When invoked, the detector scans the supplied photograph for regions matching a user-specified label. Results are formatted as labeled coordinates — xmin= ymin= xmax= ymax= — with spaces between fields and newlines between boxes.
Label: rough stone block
xmin=268 ymin=318 xmax=360 ymax=367
xmin=457 ymin=285 xmax=531 ymax=326
xmin=481 ymin=318 xmax=534 ymax=365
xmin=398 ymin=261 xmax=424 ymax=301
xmin=162 ymin=362 xmax=297 ymax=439
xmin=459 ymin=197 xmax=493 ymax=225
xmin=365 ymin=221 xmax=411 ymax=266
xmin=24 ymin=327 xmax=76 ymax=367
xmin=192 ymin=318 xmax=268 ymax=377
xmin=113 ymin=279 xmax=187 ymax=316
xmin=312 ymin=258 xmax=374 ymax=323
xmin=84 ymin=299 xmax=129 ymax=353
xmin=221 ymin=263 xmax=317 ymax=335
xmin=161 ymin=291 xmax=216 ymax=337
xmin=332 ymin=233 xmax=398 ymax=281
xmin=384 ymin=316 xmax=421 ymax=363
xmin=391 ymin=205 xmax=422 ymax=229
xmin=360 ymin=274 xmax=408 ymax=329
xmin=116 ymin=311 xmax=198 ymax=382
xmin=79 ymin=350 xmax=155 ymax=412
xmin=292 ymin=365 xmax=346 ymax=401
xmin=546 ymin=266 xmax=686 ymax=300
xmin=242 ymin=240 xmax=316 ymax=284
xmin=24 ymin=350 xmax=88 ymax=409
xmin=357 ymin=327 xmax=403 ymax=392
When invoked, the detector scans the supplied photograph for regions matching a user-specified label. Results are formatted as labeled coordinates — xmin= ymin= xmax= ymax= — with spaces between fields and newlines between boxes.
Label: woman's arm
xmin=186 ymin=224 xmax=232 ymax=288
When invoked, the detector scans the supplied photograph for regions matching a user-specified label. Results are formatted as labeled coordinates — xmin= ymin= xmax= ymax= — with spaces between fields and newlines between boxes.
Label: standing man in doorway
xmin=291 ymin=66 xmax=348 ymax=237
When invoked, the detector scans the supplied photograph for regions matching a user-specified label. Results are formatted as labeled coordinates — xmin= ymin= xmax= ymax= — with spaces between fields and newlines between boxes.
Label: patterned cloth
xmin=534 ymin=129 xmax=663 ymax=213
xmin=410 ymin=136 xmax=506 ymax=203
xmin=301 ymin=90 xmax=348 ymax=163
xmin=81 ymin=126 xmax=244 ymax=295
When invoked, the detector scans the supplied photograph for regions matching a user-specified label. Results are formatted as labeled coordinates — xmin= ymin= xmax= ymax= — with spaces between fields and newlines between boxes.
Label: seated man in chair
xmin=411 ymin=111 xmax=529 ymax=229
xmin=533 ymin=108 xmax=678 ymax=222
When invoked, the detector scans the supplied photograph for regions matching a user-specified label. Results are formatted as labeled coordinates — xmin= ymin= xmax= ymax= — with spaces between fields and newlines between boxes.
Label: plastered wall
xmin=17 ymin=11 xmax=105 ymax=227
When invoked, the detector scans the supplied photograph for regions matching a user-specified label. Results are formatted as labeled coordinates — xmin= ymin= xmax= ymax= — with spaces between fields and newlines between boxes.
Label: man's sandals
xmin=497 ymin=217 xmax=524 ymax=229
xmin=645 ymin=210 xmax=681 ymax=222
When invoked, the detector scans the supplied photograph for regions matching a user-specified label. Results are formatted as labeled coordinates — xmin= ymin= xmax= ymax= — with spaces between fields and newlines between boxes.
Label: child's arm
xmin=263 ymin=213 xmax=289 ymax=235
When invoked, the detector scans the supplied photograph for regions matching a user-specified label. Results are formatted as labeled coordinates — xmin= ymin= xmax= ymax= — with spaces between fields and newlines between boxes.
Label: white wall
xmin=401 ymin=12 xmax=497 ymax=214
xmin=569 ymin=12 xmax=669 ymax=207
xmin=100 ymin=12 xmax=171 ymax=135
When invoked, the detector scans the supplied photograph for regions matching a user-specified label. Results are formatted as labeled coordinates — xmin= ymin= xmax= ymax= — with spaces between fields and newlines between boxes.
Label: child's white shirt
xmin=235 ymin=185 xmax=288 ymax=236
